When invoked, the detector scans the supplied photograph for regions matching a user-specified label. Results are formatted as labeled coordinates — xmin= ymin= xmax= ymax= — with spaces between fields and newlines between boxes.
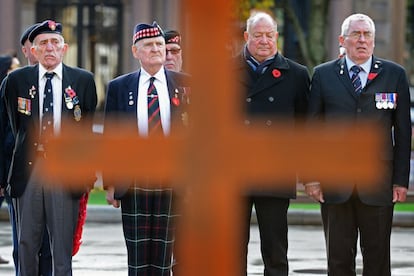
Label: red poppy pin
xmin=172 ymin=89 xmax=180 ymax=106
xmin=368 ymin=73 xmax=378 ymax=80
xmin=48 ymin=20 xmax=57 ymax=31
xmin=272 ymin=69 xmax=281 ymax=78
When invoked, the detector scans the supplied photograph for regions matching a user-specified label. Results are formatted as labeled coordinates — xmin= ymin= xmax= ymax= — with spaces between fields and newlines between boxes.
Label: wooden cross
xmin=44 ymin=1 xmax=382 ymax=275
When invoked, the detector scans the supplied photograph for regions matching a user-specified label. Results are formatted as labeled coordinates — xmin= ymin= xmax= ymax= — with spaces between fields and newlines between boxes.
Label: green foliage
xmin=236 ymin=0 xmax=275 ymax=21
xmin=236 ymin=0 xmax=330 ymax=71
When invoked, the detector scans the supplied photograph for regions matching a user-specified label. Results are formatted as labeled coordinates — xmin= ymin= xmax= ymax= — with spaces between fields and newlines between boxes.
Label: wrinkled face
xmin=164 ymin=43 xmax=182 ymax=72
xmin=339 ymin=20 xmax=375 ymax=64
xmin=31 ymin=33 xmax=67 ymax=70
xmin=132 ymin=36 xmax=165 ymax=72
xmin=244 ymin=18 xmax=278 ymax=63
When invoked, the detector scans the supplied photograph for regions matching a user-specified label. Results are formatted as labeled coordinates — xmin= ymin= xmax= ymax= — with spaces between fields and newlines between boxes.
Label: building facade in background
xmin=0 ymin=0 xmax=411 ymax=113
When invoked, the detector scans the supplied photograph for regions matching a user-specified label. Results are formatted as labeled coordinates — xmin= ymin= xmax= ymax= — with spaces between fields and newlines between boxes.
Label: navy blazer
xmin=308 ymin=56 xmax=411 ymax=205
xmin=2 ymin=64 xmax=98 ymax=198
xmin=103 ymin=69 xmax=190 ymax=199
xmin=234 ymin=53 xmax=310 ymax=198
xmin=0 ymin=78 xmax=14 ymax=188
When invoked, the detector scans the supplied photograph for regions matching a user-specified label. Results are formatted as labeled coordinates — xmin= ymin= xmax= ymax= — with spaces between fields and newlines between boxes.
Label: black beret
xmin=164 ymin=30 xmax=181 ymax=45
xmin=132 ymin=21 xmax=164 ymax=44
xmin=20 ymin=23 xmax=40 ymax=45
xmin=28 ymin=20 xmax=63 ymax=43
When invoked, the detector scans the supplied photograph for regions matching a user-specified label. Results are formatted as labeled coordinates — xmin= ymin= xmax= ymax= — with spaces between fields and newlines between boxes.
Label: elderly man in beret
xmin=104 ymin=21 xmax=190 ymax=275
xmin=1 ymin=19 xmax=97 ymax=275
xmin=164 ymin=30 xmax=183 ymax=72
xmin=0 ymin=22 xmax=53 ymax=276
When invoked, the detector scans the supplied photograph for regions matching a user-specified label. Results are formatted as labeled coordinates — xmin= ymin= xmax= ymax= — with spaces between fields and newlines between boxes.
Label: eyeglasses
xmin=166 ymin=48 xmax=181 ymax=55
xmin=345 ymin=31 xmax=374 ymax=40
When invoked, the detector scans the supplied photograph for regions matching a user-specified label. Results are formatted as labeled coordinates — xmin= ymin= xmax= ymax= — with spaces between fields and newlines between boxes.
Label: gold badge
xmin=74 ymin=105 xmax=82 ymax=121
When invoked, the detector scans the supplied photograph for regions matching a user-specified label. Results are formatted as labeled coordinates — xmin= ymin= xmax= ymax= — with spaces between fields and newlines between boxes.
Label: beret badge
xmin=48 ymin=20 xmax=57 ymax=31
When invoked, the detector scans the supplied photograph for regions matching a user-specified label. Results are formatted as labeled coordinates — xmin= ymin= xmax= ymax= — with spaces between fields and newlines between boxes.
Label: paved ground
xmin=0 ymin=206 xmax=414 ymax=275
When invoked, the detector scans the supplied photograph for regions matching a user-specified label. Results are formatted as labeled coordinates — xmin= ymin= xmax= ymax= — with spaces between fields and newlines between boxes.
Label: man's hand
xmin=304 ymin=182 xmax=324 ymax=203
xmin=106 ymin=186 xmax=120 ymax=208
xmin=393 ymin=185 xmax=408 ymax=203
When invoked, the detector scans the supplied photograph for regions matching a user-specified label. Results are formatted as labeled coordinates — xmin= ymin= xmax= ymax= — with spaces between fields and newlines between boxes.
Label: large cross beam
xmin=43 ymin=1 xmax=382 ymax=275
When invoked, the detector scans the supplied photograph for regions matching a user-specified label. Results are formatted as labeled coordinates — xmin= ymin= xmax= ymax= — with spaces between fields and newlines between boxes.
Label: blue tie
xmin=42 ymin=72 xmax=54 ymax=142
xmin=350 ymin=65 xmax=362 ymax=94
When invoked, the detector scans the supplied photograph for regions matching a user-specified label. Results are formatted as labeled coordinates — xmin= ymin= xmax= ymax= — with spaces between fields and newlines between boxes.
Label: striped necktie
xmin=350 ymin=65 xmax=362 ymax=94
xmin=147 ymin=77 xmax=162 ymax=135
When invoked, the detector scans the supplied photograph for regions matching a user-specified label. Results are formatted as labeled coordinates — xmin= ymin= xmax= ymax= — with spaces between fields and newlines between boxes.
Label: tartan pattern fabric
xmin=121 ymin=181 xmax=179 ymax=275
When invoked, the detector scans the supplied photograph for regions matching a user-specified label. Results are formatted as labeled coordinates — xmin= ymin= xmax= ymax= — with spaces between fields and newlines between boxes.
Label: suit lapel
xmin=336 ymin=58 xmax=359 ymax=99
xmin=27 ymin=65 xmax=40 ymax=131
xmin=365 ymin=57 xmax=382 ymax=88
xmin=61 ymin=65 xmax=72 ymax=117
xmin=165 ymin=70 xmax=181 ymax=119
xmin=126 ymin=71 xmax=139 ymax=114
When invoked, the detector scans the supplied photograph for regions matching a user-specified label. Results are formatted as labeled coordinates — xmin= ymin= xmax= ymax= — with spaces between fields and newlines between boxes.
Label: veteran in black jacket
xmin=235 ymin=12 xmax=309 ymax=276
xmin=2 ymin=20 xmax=97 ymax=275
xmin=305 ymin=13 xmax=411 ymax=276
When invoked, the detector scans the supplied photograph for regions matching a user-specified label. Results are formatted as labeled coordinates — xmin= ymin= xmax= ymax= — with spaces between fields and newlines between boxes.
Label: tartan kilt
xmin=121 ymin=182 xmax=179 ymax=275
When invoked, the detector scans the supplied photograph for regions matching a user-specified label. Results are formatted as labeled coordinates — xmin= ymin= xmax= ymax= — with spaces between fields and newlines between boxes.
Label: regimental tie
xmin=350 ymin=65 xmax=362 ymax=94
xmin=147 ymin=76 xmax=162 ymax=135
xmin=41 ymin=72 xmax=55 ymax=142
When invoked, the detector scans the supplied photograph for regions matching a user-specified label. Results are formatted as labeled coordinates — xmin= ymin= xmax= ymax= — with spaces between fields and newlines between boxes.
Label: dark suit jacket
xmin=0 ymin=78 xmax=14 ymax=189
xmin=308 ymin=56 xmax=411 ymax=206
xmin=103 ymin=69 xmax=190 ymax=199
xmin=234 ymin=52 xmax=310 ymax=198
xmin=2 ymin=64 xmax=98 ymax=198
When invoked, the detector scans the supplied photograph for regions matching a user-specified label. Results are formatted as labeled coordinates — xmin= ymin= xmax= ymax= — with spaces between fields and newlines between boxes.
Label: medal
xmin=28 ymin=85 xmax=36 ymax=99
xmin=128 ymin=92 xmax=134 ymax=106
xmin=74 ymin=105 xmax=82 ymax=121
xmin=64 ymin=86 xmax=79 ymax=110
xmin=375 ymin=92 xmax=397 ymax=110
xmin=64 ymin=93 xmax=74 ymax=109
xmin=376 ymin=102 xmax=382 ymax=109
xmin=18 ymin=97 xmax=31 ymax=115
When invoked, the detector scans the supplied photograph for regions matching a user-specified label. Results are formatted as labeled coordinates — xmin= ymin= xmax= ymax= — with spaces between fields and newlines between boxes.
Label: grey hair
xmin=341 ymin=13 xmax=375 ymax=36
xmin=246 ymin=11 xmax=277 ymax=34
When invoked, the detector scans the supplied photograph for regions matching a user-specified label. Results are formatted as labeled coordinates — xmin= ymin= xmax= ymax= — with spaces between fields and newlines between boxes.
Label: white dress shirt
xmin=137 ymin=68 xmax=171 ymax=137
xmin=38 ymin=63 xmax=63 ymax=136
xmin=345 ymin=56 xmax=372 ymax=89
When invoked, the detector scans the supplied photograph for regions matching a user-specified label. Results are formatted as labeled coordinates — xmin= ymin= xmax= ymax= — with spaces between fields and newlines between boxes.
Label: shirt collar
xmin=140 ymin=67 xmax=166 ymax=84
xmin=39 ymin=63 xmax=63 ymax=80
xmin=345 ymin=56 xmax=372 ymax=73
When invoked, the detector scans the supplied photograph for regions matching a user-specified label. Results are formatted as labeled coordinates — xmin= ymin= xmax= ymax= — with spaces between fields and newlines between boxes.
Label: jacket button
xmin=268 ymin=96 xmax=274 ymax=102
xmin=266 ymin=120 xmax=272 ymax=126
xmin=246 ymin=98 xmax=252 ymax=103
xmin=28 ymin=161 xmax=32 ymax=166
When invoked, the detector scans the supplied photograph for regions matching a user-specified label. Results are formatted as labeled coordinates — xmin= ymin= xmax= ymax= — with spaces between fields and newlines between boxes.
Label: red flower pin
xmin=272 ymin=69 xmax=281 ymax=78
xmin=368 ymin=73 xmax=378 ymax=80
xmin=65 ymin=87 xmax=76 ymax=98
xmin=172 ymin=97 xmax=180 ymax=106
xmin=48 ymin=20 xmax=57 ymax=31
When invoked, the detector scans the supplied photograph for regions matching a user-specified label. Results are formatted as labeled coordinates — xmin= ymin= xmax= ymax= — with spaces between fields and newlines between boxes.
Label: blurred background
xmin=0 ymin=0 xmax=413 ymax=192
